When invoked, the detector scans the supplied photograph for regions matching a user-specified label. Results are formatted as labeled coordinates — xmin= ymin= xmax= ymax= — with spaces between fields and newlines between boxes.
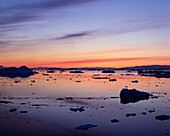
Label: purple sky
xmin=0 ymin=0 xmax=170 ymax=67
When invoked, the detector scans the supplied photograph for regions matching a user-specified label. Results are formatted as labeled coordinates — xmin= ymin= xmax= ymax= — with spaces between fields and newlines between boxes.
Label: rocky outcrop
xmin=120 ymin=88 xmax=152 ymax=104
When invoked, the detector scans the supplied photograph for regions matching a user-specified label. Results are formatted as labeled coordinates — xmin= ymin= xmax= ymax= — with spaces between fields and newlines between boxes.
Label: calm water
xmin=0 ymin=70 xmax=169 ymax=136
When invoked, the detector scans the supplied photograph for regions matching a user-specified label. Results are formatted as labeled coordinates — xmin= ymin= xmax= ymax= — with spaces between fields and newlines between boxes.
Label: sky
xmin=0 ymin=0 xmax=170 ymax=68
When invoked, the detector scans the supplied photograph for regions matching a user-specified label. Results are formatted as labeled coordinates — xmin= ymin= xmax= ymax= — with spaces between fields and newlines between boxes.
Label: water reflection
xmin=0 ymin=70 xmax=169 ymax=136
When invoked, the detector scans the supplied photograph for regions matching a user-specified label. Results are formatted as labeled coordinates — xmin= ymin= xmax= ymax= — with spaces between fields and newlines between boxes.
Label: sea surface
xmin=0 ymin=70 xmax=169 ymax=136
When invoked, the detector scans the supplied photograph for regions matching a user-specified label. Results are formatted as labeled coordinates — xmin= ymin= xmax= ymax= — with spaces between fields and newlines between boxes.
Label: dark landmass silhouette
xmin=0 ymin=66 xmax=37 ymax=78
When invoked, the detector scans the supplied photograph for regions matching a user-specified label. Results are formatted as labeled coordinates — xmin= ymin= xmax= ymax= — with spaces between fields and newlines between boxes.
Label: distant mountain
xmin=35 ymin=65 xmax=170 ymax=71
xmin=33 ymin=67 xmax=115 ymax=71
xmin=117 ymin=65 xmax=170 ymax=71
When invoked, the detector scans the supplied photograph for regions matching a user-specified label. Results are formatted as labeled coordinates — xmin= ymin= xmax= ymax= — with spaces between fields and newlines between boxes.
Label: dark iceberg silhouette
xmin=0 ymin=66 xmax=36 ymax=78
xmin=70 ymin=70 xmax=84 ymax=73
xmin=75 ymin=124 xmax=98 ymax=130
xmin=0 ymin=66 xmax=4 ymax=69
xmin=138 ymin=70 xmax=170 ymax=78
xmin=102 ymin=69 xmax=115 ymax=73
xmin=155 ymin=115 xmax=169 ymax=121
xmin=120 ymin=88 xmax=152 ymax=104
xmin=47 ymin=70 xmax=55 ymax=73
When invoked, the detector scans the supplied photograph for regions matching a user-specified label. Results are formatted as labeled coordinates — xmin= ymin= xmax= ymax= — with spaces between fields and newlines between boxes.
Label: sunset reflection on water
xmin=0 ymin=70 xmax=169 ymax=136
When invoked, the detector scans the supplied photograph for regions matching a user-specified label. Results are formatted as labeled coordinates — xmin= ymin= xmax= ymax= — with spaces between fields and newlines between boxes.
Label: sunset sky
xmin=0 ymin=0 xmax=170 ymax=68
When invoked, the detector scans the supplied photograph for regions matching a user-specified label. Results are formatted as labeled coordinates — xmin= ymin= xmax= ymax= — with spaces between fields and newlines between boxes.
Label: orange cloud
xmin=48 ymin=56 xmax=170 ymax=68
xmin=1 ymin=56 xmax=170 ymax=68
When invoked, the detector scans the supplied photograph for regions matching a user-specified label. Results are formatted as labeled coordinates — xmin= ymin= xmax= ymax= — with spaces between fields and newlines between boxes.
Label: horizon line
xmin=1 ymin=64 xmax=170 ymax=69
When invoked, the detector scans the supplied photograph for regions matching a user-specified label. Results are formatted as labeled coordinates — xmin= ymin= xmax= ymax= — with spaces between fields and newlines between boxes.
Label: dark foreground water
xmin=0 ymin=70 xmax=169 ymax=136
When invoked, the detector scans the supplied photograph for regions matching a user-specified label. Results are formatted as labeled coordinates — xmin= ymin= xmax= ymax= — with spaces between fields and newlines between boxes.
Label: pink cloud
xmin=51 ymin=56 xmax=170 ymax=66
